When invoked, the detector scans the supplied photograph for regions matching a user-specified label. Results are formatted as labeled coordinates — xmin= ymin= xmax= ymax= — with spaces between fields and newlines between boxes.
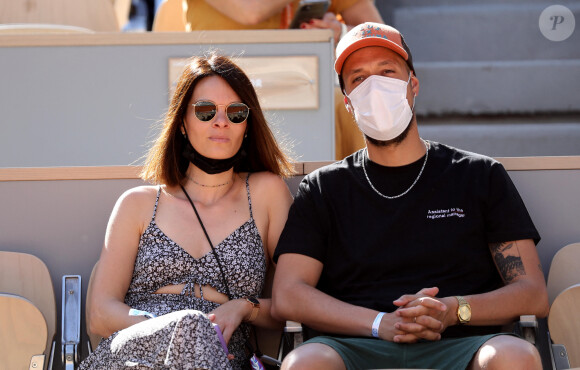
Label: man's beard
xmin=364 ymin=114 xmax=415 ymax=147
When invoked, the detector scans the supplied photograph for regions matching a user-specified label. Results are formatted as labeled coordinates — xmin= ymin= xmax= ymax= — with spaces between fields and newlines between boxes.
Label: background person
xmin=272 ymin=22 xmax=548 ymax=370
xmin=185 ymin=0 xmax=381 ymax=36
xmin=83 ymin=53 xmax=294 ymax=369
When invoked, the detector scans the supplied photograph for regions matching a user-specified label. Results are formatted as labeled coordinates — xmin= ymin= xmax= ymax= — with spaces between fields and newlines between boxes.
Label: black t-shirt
xmin=274 ymin=141 xmax=540 ymax=338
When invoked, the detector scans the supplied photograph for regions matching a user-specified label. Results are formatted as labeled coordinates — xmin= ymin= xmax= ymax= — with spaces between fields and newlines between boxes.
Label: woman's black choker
xmin=182 ymin=140 xmax=243 ymax=175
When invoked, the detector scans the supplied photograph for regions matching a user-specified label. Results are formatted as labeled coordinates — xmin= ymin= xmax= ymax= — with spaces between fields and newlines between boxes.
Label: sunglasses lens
xmin=194 ymin=101 xmax=217 ymax=122
xmin=227 ymin=103 xmax=249 ymax=124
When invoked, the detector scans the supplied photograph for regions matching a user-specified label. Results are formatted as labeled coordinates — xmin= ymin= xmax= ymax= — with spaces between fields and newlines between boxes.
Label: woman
xmin=81 ymin=53 xmax=294 ymax=369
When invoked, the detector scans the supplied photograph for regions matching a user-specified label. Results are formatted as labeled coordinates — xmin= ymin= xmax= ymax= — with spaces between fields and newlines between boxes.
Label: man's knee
xmin=281 ymin=343 xmax=346 ymax=370
xmin=472 ymin=335 xmax=541 ymax=370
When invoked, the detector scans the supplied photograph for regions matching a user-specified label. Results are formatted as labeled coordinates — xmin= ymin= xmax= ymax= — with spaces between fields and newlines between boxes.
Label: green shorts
xmin=306 ymin=334 xmax=505 ymax=370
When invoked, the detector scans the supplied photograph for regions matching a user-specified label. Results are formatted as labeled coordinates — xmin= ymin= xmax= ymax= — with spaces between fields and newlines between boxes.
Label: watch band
xmin=455 ymin=296 xmax=471 ymax=324
xmin=456 ymin=296 xmax=468 ymax=306
xmin=244 ymin=296 xmax=260 ymax=323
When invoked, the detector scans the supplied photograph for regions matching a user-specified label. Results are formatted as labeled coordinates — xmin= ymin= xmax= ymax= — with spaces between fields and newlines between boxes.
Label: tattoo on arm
xmin=489 ymin=241 xmax=526 ymax=283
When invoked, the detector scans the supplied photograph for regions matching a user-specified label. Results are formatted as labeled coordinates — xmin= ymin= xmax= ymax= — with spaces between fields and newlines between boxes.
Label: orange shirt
xmin=186 ymin=0 xmax=359 ymax=30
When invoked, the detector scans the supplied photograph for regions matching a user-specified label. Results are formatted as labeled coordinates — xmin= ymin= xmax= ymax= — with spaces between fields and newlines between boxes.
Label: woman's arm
xmin=263 ymin=174 xmax=294 ymax=263
xmin=87 ymin=187 xmax=154 ymax=338
xmin=250 ymin=173 xmax=293 ymax=326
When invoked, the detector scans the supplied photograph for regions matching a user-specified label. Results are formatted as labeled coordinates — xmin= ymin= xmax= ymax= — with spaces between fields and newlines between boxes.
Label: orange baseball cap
xmin=335 ymin=22 xmax=415 ymax=76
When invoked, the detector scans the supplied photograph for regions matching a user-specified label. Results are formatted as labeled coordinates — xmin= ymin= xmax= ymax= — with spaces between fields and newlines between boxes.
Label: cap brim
xmin=335 ymin=37 xmax=409 ymax=75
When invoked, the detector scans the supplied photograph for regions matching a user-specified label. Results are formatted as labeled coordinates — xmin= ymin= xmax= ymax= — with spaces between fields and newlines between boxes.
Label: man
xmin=271 ymin=22 xmax=549 ymax=370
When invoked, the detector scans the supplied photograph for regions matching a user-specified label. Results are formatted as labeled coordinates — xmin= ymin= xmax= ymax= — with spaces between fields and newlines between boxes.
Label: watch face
xmin=246 ymin=296 xmax=260 ymax=306
xmin=459 ymin=306 xmax=471 ymax=321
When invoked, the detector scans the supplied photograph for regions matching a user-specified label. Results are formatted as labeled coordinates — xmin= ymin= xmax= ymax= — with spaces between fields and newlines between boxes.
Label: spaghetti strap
xmin=245 ymin=174 xmax=253 ymax=219
xmin=152 ymin=186 xmax=162 ymax=221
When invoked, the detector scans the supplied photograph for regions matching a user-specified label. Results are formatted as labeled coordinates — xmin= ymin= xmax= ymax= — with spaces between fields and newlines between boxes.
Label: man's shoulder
xmin=430 ymin=141 xmax=499 ymax=168
xmin=306 ymin=149 xmax=363 ymax=180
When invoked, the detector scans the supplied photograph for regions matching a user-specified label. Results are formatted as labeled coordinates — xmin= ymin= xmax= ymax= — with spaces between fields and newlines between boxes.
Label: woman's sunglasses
xmin=192 ymin=100 xmax=250 ymax=124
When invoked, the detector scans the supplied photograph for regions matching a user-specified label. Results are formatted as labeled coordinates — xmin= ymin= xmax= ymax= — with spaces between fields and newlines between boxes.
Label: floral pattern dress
xmin=81 ymin=175 xmax=267 ymax=369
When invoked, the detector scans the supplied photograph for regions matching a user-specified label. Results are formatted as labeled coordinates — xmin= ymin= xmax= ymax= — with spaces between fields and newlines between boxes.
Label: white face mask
xmin=347 ymin=74 xmax=414 ymax=141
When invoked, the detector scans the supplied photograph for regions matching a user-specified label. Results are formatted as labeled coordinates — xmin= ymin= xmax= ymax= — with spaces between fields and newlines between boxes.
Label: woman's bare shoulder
xmin=246 ymin=171 xmax=289 ymax=191
xmin=113 ymin=185 xmax=160 ymax=213
xmin=246 ymin=172 xmax=292 ymax=203
xmin=118 ymin=185 xmax=158 ymax=200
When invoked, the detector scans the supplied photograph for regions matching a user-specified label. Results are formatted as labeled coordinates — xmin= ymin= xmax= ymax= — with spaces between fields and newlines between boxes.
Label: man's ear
xmin=410 ymin=72 xmax=419 ymax=97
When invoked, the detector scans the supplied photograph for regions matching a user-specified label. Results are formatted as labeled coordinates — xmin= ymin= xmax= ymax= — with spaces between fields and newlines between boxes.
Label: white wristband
xmin=129 ymin=308 xmax=157 ymax=319
xmin=372 ymin=312 xmax=385 ymax=338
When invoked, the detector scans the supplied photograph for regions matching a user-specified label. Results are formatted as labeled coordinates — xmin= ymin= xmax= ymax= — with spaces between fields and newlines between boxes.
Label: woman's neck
xmin=181 ymin=167 xmax=238 ymax=206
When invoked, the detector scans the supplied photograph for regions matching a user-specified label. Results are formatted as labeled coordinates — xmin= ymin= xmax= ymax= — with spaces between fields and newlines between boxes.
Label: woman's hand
xmin=208 ymin=298 xmax=251 ymax=343
xmin=208 ymin=299 xmax=252 ymax=361
xmin=207 ymin=313 xmax=235 ymax=361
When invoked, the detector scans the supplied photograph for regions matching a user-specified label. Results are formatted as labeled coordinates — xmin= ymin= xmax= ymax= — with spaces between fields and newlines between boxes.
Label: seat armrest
xmin=518 ymin=314 xmax=539 ymax=344
xmin=515 ymin=315 xmax=572 ymax=370
xmin=551 ymin=343 xmax=571 ymax=370
xmin=29 ymin=355 xmax=45 ymax=370
xmin=61 ymin=275 xmax=82 ymax=369
xmin=278 ymin=320 xmax=303 ymax=361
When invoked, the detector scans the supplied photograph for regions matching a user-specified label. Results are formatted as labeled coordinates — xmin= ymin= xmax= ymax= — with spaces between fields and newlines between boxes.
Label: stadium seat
xmin=518 ymin=242 xmax=580 ymax=369
xmin=0 ymin=251 xmax=56 ymax=370
xmin=0 ymin=294 xmax=48 ymax=369
xmin=549 ymin=283 xmax=580 ymax=368
xmin=547 ymin=242 xmax=580 ymax=304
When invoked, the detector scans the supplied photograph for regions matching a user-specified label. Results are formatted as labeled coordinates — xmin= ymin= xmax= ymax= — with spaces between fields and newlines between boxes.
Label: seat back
xmin=547 ymin=242 xmax=580 ymax=305
xmin=0 ymin=0 xmax=119 ymax=31
xmin=548 ymin=283 xmax=580 ymax=367
xmin=0 ymin=294 xmax=48 ymax=370
xmin=0 ymin=251 xmax=56 ymax=369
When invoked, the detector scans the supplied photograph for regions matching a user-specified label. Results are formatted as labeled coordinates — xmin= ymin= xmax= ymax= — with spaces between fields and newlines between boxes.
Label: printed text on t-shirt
xmin=427 ymin=208 xmax=465 ymax=219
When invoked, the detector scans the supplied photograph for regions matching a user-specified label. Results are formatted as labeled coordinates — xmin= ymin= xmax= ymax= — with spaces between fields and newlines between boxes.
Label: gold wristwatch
xmin=455 ymin=296 xmax=471 ymax=325
xmin=244 ymin=296 xmax=260 ymax=323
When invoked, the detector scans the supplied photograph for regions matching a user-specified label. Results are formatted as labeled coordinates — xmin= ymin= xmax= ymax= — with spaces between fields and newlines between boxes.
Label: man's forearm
xmin=272 ymin=280 xmax=378 ymax=337
xmin=460 ymin=278 xmax=549 ymax=326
